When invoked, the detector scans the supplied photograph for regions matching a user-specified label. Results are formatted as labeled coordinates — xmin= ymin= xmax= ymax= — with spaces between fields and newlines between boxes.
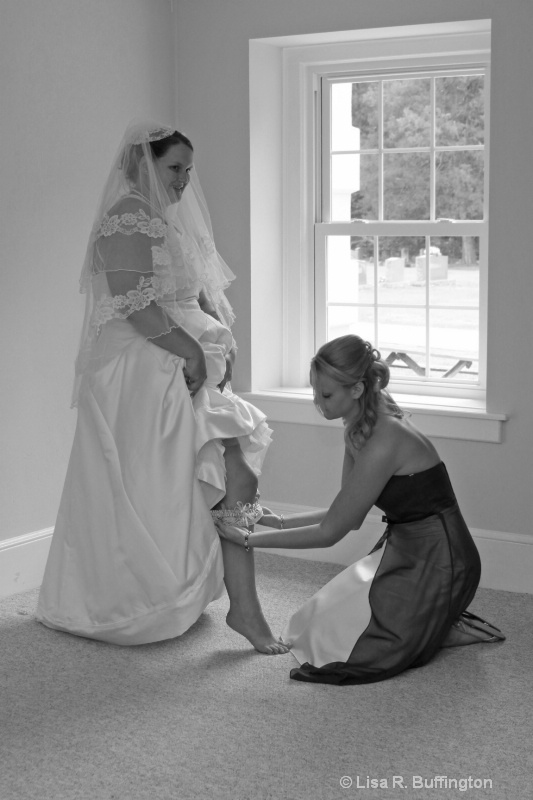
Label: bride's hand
xmin=183 ymin=349 xmax=207 ymax=397
xmin=218 ymin=355 xmax=233 ymax=393
xmin=215 ymin=521 xmax=249 ymax=547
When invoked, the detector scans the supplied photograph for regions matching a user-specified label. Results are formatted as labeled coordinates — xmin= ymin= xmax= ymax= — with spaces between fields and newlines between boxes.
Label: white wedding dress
xmin=36 ymin=303 xmax=271 ymax=645
xmin=36 ymin=183 xmax=272 ymax=645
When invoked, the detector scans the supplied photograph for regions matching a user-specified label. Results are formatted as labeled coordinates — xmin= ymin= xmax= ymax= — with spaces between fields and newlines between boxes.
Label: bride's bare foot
xmin=226 ymin=609 xmax=290 ymax=655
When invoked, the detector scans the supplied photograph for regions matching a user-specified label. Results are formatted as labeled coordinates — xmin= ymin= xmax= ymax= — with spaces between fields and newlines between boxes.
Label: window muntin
xmin=318 ymin=69 xmax=487 ymax=393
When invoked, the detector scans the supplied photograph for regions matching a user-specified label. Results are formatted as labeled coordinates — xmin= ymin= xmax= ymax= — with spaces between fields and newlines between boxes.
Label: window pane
xmin=436 ymin=75 xmax=484 ymax=147
xmin=427 ymin=237 xmax=479 ymax=307
xmin=429 ymin=309 xmax=479 ymax=381
xmin=327 ymin=305 xmax=374 ymax=342
xmin=351 ymin=236 xmax=375 ymax=296
xmin=384 ymin=153 xmax=430 ymax=219
xmin=326 ymin=236 xmax=360 ymax=303
xmin=326 ymin=237 xmax=375 ymax=311
xmin=331 ymin=153 xmax=360 ymax=220
xmin=436 ymin=151 xmax=484 ymax=220
xmin=351 ymin=81 xmax=379 ymax=149
xmin=331 ymin=83 xmax=361 ymax=152
xmin=383 ymin=78 xmax=431 ymax=149
xmin=377 ymin=307 xmax=427 ymax=379
xmin=378 ymin=237 xmax=427 ymax=306
xmin=350 ymin=308 xmax=375 ymax=343
xmin=350 ymin=154 xmax=379 ymax=220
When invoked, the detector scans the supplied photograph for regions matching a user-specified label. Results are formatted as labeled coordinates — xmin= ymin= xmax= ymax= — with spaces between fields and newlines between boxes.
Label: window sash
xmin=315 ymin=222 xmax=487 ymax=397
xmin=321 ymin=67 xmax=487 ymax=223
xmin=315 ymin=67 xmax=489 ymax=399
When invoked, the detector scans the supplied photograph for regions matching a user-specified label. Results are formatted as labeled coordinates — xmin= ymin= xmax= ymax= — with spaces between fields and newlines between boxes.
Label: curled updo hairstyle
xmin=122 ymin=131 xmax=194 ymax=183
xmin=310 ymin=335 xmax=403 ymax=453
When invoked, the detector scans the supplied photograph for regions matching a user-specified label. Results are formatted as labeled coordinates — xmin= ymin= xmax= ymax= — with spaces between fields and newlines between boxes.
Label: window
xmin=317 ymin=69 xmax=487 ymax=398
xmin=248 ymin=21 xmax=505 ymax=441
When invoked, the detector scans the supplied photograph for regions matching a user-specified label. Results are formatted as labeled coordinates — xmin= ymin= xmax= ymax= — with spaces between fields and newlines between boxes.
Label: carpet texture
xmin=1 ymin=552 xmax=532 ymax=800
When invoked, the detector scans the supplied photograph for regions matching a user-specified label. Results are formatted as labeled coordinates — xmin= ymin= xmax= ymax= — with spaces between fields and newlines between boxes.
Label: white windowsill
xmin=240 ymin=389 xmax=507 ymax=443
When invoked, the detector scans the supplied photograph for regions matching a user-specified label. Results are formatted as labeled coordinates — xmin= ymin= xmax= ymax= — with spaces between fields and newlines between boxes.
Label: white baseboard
xmin=1 ymin=511 xmax=532 ymax=599
xmin=0 ymin=528 xmax=53 ymax=600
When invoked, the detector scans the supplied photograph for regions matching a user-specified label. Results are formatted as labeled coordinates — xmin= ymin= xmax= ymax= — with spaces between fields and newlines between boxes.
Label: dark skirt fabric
xmin=284 ymin=500 xmax=482 ymax=686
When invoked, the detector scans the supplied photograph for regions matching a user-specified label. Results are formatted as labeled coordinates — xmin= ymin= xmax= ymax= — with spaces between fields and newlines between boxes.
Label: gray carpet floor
xmin=1 ymin=552 xmax=532 ymax=800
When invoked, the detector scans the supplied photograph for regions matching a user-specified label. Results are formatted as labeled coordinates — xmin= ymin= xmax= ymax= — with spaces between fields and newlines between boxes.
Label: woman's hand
xmin=198 ymin=289 xmax=220 ymax=321
xmin=218 ymin=355 xmax=233 ymax=392
xmin=184 ymin=347 xmax=207 ymax=396
xmin=215 ymin=521 xmax=249 ymax=547
xmin=218 ymin=347 xmax=235 ymax=393
xmin=257 ymin=507 xmax=282 ymax=528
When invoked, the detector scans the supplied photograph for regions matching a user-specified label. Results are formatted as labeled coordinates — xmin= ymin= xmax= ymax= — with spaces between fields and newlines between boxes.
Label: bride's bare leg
xmin=220 ymin=540 xmax=288 ymax=654
xmin=215 ymin=441 xmax=289 ymax=655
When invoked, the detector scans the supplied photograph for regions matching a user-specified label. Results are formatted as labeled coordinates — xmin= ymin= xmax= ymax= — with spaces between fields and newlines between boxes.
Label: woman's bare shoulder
xmin=371 ymin=412 xmax=409 ymax=448
xmin=373 ymin=412 xmax=440 ymax=473
xmin=354 ymin=414 xmax=405 ymax=470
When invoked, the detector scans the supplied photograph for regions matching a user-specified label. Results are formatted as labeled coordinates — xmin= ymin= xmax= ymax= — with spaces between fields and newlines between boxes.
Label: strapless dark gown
xmin=282 ymin=463 xmax=483 ymax=685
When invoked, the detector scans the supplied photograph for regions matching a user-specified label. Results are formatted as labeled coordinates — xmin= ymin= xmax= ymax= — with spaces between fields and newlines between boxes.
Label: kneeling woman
xmin=217 ymin=335 xmax=504 ymax=685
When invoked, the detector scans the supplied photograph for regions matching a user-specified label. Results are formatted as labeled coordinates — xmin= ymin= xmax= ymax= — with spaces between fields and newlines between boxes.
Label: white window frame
xmin=247 ymin=20 xmax=506 ymax=442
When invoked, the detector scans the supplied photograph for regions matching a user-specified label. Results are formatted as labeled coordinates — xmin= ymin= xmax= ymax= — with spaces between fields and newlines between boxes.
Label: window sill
xmin=240 ymin=389 xmax=507 ymax=443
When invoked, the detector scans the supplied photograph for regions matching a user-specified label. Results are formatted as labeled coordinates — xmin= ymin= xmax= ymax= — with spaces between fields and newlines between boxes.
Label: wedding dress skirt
xmin=173 ymin=297 xmax=273 ymax=510
xmin=37 ymin=300 xmax=272 ymax=645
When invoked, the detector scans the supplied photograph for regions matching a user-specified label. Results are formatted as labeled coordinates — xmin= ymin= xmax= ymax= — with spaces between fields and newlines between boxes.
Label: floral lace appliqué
xmin=150 ymin=243 xmax=180 ymax=295
xmin=93 ymin=276 xmax=157 ymax=329
xmin=177 ymin=231 xmax=197 ymax=264
xmin=200 ymin=235 xmax=216 ymax=258
xmin=151 ymin=244 xmax=172 ymax=268
xmin=98 ymin=209 xmax=166 ymax=239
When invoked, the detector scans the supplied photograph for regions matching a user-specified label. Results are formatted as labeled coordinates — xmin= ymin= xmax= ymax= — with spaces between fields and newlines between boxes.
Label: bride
xmin=36 ymin=121 xmax=288 ymax=655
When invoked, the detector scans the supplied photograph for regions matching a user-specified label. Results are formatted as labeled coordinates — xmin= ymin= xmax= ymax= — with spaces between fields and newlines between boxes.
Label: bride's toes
xmin=266 ymin=644 xmax=285 ymax=655
xmin=226 ymin=610 xmax=291 ymax=655
xmin=266 ymin=639 xmax=291 ymax=655
xmin=258 ymin=637 xmax=290 ymax=656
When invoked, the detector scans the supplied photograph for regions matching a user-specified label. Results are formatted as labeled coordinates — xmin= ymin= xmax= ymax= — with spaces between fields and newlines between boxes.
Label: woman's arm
xmin=248 ymin=522 xmax=335 ymax=549
xmin=105 ymin=270 xmax=207 ymax=394
xmin=197 ymin=288 xmax=236 ymax=391
xmin=99 ymin=212 xmax=209 ymax=393
xmin=220 ymin=428 xmax=399 ymax=550
xmin=341 ymin=449 xmax=354 ymax=488
xmin=218 ymin=344 xmax=235 ymax=392
xmin=246 ymin=481 xmax=375 ymax=548
xmin=219 ymin=485 xmax=365 ymax=551
xmin=258 ymin=508 xmax=327 ymax=529
xmin=219 ymin=506 xmax=355 ymax=549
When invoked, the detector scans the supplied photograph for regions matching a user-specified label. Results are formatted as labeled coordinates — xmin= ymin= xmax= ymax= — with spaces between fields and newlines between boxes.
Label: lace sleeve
xmin=90 ymin=203 xmax=179 ymax=338
xmin=98 ymin=207 xmax=167 ymax=239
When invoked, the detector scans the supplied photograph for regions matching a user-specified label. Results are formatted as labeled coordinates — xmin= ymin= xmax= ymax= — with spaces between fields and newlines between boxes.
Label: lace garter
xmin=211 ymin=501 xmax=263 ymax=528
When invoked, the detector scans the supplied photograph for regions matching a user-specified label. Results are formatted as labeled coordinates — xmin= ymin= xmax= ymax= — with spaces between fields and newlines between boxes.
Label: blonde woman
xmin=217 ymin=335 xmax=503 ymax=684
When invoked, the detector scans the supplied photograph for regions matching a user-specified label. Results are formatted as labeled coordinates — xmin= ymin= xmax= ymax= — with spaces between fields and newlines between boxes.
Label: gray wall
xmin=174 ymin=0 xmax=533 ymax=537
xmin=0 ymin=0 xmax=176 ymax=541
xmin=1 ymin=0 xmax=531 ymax=545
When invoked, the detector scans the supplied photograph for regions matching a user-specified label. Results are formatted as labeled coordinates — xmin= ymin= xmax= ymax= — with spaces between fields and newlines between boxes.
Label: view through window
xmin=318 ymin=71 xmax=487 ymax=390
